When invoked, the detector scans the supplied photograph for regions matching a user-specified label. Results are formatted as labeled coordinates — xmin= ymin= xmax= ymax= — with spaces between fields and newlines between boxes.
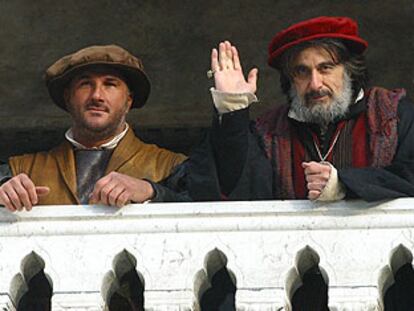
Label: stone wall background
xmin=0 ymin=0 xmax=413 ymax=158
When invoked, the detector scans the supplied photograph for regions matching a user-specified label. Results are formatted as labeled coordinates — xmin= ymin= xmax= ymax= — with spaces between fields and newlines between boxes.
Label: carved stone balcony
xmin=0 ymin=199 xmax=413 ymax=310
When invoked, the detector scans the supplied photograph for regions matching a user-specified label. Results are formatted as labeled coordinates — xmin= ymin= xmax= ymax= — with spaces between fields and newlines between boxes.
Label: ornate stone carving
xmin=9 ymin=251 xmax=53 ymax=311
xmin=378 ymin=244 xmax=414 ymax=310
xmin=193 ymin=248 xmax=236 ymax=310
xmin=0 ymin=199 xmax=413 ymax=309
xmin=101 ymin=249 xmax=145 ymax=311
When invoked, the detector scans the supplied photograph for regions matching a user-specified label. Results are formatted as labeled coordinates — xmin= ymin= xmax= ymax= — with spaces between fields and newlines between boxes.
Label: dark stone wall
xmin=0 ymin=0 xmax=413 ymax=157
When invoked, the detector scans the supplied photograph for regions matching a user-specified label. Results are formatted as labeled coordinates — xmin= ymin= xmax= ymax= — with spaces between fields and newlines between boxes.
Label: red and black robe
xmin=186 ymin=87 xmax=414 ymax=202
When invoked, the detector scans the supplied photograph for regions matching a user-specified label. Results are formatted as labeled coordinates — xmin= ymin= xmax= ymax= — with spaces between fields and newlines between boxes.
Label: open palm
xmin=211 ymin=41 xmax=258 ymax=94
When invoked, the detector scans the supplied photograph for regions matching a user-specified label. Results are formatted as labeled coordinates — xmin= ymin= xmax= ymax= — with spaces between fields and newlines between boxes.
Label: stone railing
xmin=0 ymin=199 xmax=413 ymax=310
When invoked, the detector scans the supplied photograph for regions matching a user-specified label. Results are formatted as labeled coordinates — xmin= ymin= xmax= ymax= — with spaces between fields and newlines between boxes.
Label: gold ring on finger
xmin=207 ymin=69 xmax=216 ymax=79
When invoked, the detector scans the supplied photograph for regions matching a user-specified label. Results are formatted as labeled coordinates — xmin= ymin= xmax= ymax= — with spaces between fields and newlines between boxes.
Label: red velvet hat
xmin=268 ymin=16 xmax=368 ymax=70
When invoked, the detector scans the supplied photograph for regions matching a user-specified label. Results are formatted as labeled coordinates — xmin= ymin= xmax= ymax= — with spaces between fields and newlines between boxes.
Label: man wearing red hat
xmin=198 ymin=16 xmax=414 ymax=201
xmin=0 ymin=45 xmax=187 ymax=211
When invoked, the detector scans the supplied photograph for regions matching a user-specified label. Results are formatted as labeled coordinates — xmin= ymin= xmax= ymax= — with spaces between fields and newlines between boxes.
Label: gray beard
xmin=288 ymin=72 xmax=353 ymax=125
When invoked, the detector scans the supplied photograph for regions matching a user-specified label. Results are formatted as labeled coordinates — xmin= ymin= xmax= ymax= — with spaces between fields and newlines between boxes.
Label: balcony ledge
xmin=0 ymin=198 xmax=413 ymax=310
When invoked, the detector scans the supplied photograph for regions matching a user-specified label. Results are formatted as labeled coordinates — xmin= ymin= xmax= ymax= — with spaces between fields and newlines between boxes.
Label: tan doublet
xmin=9 ymin=128 xmax=186 ymax=205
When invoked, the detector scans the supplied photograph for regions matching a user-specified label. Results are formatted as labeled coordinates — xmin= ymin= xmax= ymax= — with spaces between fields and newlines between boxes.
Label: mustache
xmin=305 ymin=89 xmax=332 ymax=102
xmin=85 ymin=101 xmax=109 ymax=112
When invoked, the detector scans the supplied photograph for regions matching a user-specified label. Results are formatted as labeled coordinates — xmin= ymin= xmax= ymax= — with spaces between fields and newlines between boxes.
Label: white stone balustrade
xmin=0 ymin=198 xmax=414 ymax=310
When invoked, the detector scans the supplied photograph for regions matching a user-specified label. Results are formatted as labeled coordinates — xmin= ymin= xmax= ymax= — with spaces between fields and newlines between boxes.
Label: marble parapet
xmin=0 ymin=198 xmax=413 ymax=310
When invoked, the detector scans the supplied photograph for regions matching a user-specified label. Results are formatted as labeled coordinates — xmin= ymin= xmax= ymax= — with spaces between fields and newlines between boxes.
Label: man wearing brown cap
xmin=0 ymin=45 xmax=187 ymax=211
xmin=195 ymin=16 xmax=414 ymax=201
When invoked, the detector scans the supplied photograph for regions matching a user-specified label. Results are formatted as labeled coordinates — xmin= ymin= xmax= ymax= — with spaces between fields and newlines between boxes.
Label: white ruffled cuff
xmin=317 ymin=164 xmax=346 ymax=202
xmin=210 ymin=87 xmax=258 ymax=114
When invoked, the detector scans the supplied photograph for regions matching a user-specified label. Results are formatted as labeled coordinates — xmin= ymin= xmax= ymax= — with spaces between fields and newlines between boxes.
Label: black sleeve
xmin=0 ymin=163 xmax=12 ymax=185
xmin=149 ymin=108 xmax=274 ymax=202
xmin=147 ymin=160 xmax=193 ymax=202
xmin=147 ymin=131 xmax=229 ymax=203
xmin=210 ymin=108 xmax=250 ymax=195
xmin=0 ymin=163 xmax=12 ymax=207
xmin=338 ymin=97 xmax=414 ymax=201
xmin=149 ymin=107 xmax=274 ymax=202
xmin=208 ymin=108 xmax=273 ymax=200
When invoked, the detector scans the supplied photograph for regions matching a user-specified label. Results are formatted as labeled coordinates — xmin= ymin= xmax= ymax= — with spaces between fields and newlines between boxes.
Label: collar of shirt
xmin=65 ymin=123 xmax=129 ymax=150
xmin=288 ymin=89 xmax=365 ymax=122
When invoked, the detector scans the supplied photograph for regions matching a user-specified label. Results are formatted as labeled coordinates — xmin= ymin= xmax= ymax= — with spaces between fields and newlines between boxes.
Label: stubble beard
xmin=289 ymin=71 xmax=353 ymax=125
xmin=71 ymin=101 xmax=129 ymax=143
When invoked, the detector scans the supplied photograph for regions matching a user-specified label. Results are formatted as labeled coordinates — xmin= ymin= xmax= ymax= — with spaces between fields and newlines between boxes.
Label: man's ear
xmin=126 ymin=91 xmax=133 ymax=111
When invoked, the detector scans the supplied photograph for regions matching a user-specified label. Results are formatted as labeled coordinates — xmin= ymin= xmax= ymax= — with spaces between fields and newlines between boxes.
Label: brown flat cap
xmin=45 ymin=44 xmax=151 ymax=110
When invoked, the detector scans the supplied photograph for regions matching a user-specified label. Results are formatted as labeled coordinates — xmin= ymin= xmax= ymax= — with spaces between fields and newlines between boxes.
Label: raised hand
xmin=89 ymin=172 xmax=155 ymax=207
xmin=211 ymin=41 xmax=258 ymax=94
xmin=0 ymin=173 xmax=50 ymax=211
